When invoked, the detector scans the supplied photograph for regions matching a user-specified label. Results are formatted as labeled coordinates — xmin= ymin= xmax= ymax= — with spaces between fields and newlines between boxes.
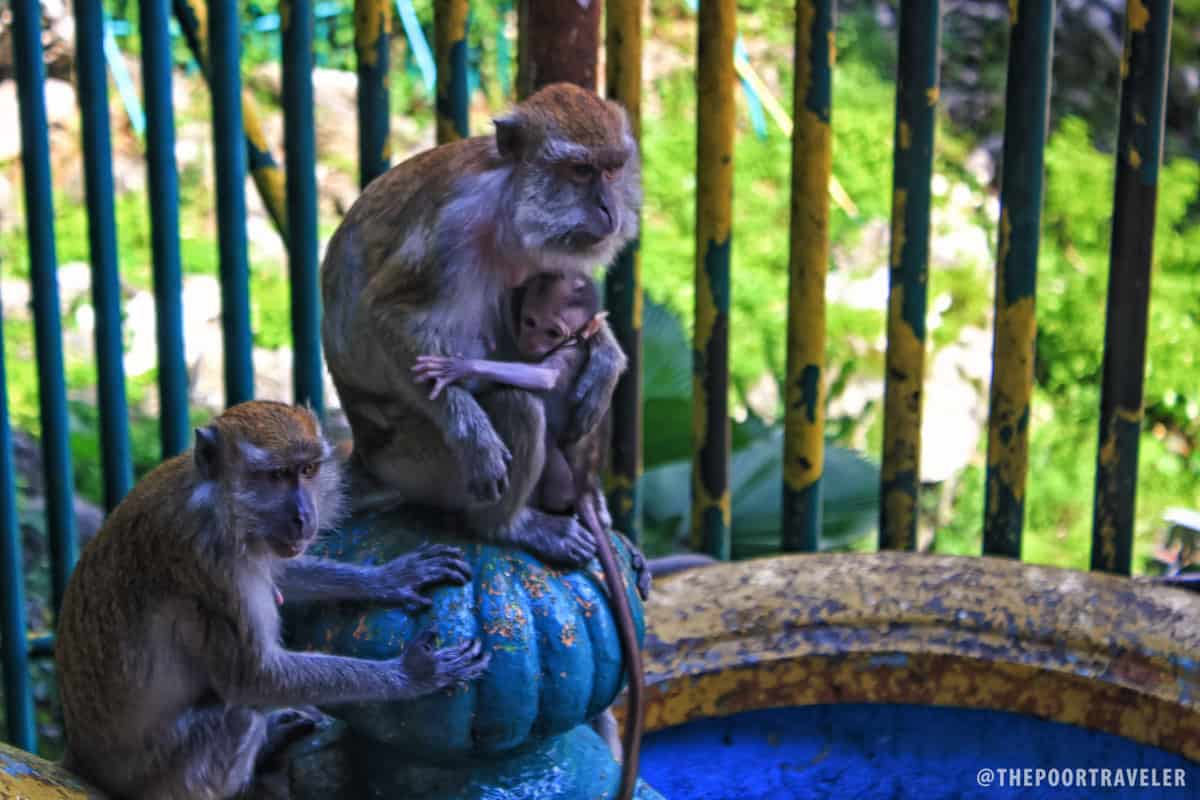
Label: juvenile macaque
xmin=413 ymin=272 xmax=611 ymax=538
xmin=415 ymin=274 xmax=642 ymax=799
xmin=321 ymin=82 xmax=640 ymax=567
xmin=55 ymin=401 xmax=489 ymax=800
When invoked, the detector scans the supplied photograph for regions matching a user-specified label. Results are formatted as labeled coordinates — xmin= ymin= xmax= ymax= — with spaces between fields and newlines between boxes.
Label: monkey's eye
xmin=568 ymin=163 xmax=596 ymax=183
xmin=299 ymin=462 xmax=319 ymax=480
xmin=523 ymin=316 xmax=537 ymax=329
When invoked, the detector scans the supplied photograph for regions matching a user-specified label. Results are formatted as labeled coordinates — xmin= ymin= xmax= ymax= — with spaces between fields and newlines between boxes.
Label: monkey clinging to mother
xmin=320 ymin=82 xmax=642 ymax=568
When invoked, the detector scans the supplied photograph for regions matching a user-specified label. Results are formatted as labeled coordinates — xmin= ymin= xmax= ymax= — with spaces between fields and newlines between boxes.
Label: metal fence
xmin=0 ymin=0 xmax=1176 ymax=753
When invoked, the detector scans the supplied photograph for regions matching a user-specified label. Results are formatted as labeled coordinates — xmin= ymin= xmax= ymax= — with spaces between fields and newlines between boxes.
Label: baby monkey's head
xmin=515 ymin=272 xmax=603 ymax=360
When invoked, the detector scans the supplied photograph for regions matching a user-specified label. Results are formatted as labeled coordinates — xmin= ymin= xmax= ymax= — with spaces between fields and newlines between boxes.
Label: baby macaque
xmin=413 ymin=271 xmax=610 ymax=532
xmin=55 ymin=401 xmax=489 ymax=800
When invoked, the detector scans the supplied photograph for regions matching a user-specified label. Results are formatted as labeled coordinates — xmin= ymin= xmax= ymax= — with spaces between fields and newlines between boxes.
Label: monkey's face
xmin=516 ymin=275 xmax=596 ymax=359
xmin=245 ymin=460 xmax=328 ymax=559
xmin=495 ymin=84 xmax=643 ymax=269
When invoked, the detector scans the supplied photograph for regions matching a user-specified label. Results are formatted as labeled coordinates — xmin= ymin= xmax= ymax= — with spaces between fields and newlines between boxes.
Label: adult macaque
xmin=321 ymin=82 xmax=640 ymax=567
xmin=55 ymin=401 xmax=489 ymax=800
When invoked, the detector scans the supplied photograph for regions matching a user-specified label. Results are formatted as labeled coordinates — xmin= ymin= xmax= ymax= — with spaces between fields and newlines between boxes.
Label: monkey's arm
xmin=567 ymin=320 xmax=627 ymax=441
xmin=211 ymin=631 xmax=489 ymax=707
xmin=413 ymin=355 xmax=560 ymax=397
xmin=278 ymin=544 xmax=471 ymax=611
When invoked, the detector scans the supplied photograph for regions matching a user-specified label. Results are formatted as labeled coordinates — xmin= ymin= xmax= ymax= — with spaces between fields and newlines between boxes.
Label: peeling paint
xmin=1129 ymin=0 xmax=1150 ymax=32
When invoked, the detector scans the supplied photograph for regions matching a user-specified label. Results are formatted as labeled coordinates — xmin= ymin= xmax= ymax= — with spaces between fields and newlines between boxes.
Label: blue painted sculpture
xmin=284 ymin=505 xmax=661 ymax=799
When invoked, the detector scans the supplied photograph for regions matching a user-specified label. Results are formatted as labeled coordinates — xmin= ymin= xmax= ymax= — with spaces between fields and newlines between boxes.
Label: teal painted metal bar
xmin=356 ymin=0 xmax=392 ymax=187
xmin=283 ymin=0 xmax=324 ymax=416
xmin=781 ymin=0 xmax=834 ymax=553
xmin=104 ymin=17 xmax=146 ymax=138
xmin=435 ymin=0 xmax=470 ymax=143
xmin=140 ymin=0 xmax=190 ymax=457
xmin=0 ymin=303 xmax=36 ymax=752
xmin=1091 ymin=0 xmax=1174 ymax=576
xmin=209 ymin=0 xmax=255 ymax=405
xmin=12 ymin=0 xmax=79 ymax=618
xmin=982 ymin=0 xmax=1054 ymax=559
xmin=879 ymin=0 xmax=940 ymax=552
xmin=75 ymin=0 xmax=134 ymax=511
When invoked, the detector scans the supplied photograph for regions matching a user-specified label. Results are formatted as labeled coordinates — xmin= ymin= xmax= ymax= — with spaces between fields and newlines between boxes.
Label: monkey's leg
xmin=139 ymin=706 xmax=267 ymax=800
xmin=468 ymin=390 xmax=597 ymax=566
xmin=535 ymin=441 xmax=577 ymax=514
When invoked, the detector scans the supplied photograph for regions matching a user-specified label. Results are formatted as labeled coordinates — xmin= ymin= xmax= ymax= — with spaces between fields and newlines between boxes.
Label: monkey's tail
xmin=580 ymin=496 xmax=644 ymax=800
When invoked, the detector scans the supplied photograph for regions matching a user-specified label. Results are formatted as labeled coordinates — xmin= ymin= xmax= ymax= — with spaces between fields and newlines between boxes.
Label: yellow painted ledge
xmin=631 ymin=553 xmax=1200 ymax=761
xmin=0 ymin=744 xmax=101 ymax=799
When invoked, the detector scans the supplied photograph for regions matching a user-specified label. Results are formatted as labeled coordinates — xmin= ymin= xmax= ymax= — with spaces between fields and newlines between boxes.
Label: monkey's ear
xmin=193 ymin=425 xmax=221 ymax=481
xmin=493 ymin=113 xmax=527 ymax=161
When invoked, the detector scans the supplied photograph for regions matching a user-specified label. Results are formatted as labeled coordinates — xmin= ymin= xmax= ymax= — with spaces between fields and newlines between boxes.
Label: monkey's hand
xmin=373 ymin=543 xmax=473 ymax=612
xmin=399 ymin=630 xmax=491 ymax=695
xmin=566 ymin=321 xmax=626 ymax=441
xmin=412 ymin=355 xmax=473 ymax=400
xmin=460 ymin=418 xmax=513 ymax=505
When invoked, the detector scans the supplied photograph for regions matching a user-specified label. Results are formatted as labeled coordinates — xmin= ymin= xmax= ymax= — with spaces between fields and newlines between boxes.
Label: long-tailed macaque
xmin=413 ymin=273 xmax=644 ymax=799
xmin=320 ymin=82 xmax=640 ymax=567
xmin=55 ymin=401 xmax=489 ymax=800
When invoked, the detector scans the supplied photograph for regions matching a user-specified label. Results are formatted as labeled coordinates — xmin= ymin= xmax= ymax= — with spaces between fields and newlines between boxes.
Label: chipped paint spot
xmin=1008 ymin=0 xmax=1019 ymax=25
xmin=926 ymin=86 xmax=940 ymax=106
xmin=890 ymin=190 xmax=908 ymax=267
xmin=1128 ymin=146 xmax=1142 ymax=168
xmin=1128 ymin=0 xmax=1150 ymax=32
xmin=898 ymin=120 xmax=911 ymax=151
xmin=986 ymin=294 xmax=1036 ymax=502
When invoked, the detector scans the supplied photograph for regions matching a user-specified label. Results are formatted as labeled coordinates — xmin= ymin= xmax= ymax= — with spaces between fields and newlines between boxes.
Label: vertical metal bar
xmin=141 ymin=0 xmax=190 ymax=457
xmin=982 ymin=0 xmax=1055 ymax=559
xmin=435 ymin=0 xmax=470 ymax=143
xmin=781 ymin=0 xmax=833 ymax=553
xmin=515 ymin=0 xmax=601 ymax=97
xmin=0 ymin=304 xmax=37 ymax=752
xmin=604 ymin=0 xmax=644 ymax=542
xmin=879 ymin=0 xmax=940 ymax=551
xmin=209 ymin=0 xmax=255 ymax=405
xmin=282 ymin=0 xmax=324 ymax=416
xmin=74 ymin=0 xmax=133 ymax=511
xmin=355 ymin=0 xmax=391 ymax=187
xmin=1091 ymin=0 xmax=1173 ymax=576
xmin=12 ymin=0 xmax=78 ymax=617
xmin=692 ymin=0 xmax=735 ymax=561
xmin=173 ymin=0 xmax=290 ymax=244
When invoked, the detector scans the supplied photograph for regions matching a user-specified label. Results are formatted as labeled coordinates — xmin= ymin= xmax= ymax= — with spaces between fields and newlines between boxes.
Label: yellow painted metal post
xmin=435 ymin=0 xmax=470 ymax=143
xmin=692 ymin=0 xmax=736 ymax=560
xmin=605 ymin=0 xmax=644 ymax=541
xmin=172 ymin=0 xmax=289 ymax=242
xmin=782 ymin=0 xmax=834 ymax=553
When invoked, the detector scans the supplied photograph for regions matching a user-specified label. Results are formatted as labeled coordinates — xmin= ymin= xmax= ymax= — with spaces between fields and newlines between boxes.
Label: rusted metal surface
xmin=0 ymin=743 xmax=101 ymax=799
xmin=604 ymin=0 xmax=644 ymax=542
xmin=983 ymin=0 xmax=1054 ymax=558
xmin=516 ymin=0 xmax=601 ymax=96
xmin=435 ymin=0 xmax=470 ymax=143
xmin=781 ymin=0 xmax=834 ymax=554
xmin=880 ymin=0 xmax=940 ymax=552
xmin=691 ymin=0 xmax=736 ymax=561
xmin=1091 ymin=0 xmax=1173 ymax=576
xmin=636 ymin=553 xmax=1200 ymax=760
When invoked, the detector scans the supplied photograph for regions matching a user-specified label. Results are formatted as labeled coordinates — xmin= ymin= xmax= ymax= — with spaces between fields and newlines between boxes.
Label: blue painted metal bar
xmin=282 ymin=0 xmax=324 ymax=416
xmin=140 ymin=0 xmax=190 ymax=457
xmin=12 ymin=0 xmax=79 ymax=618
xmin=982 ymin=0 xmax=1054 ymax=559
xmin=396 ymin=0 xmax=437 ymax=97
xmin=879 ymin=0 xmax=940 ymax=551
xmin=209 ymin=0 xmax=255 ymax=405
xmin=75 ymin=0 xmax=135 ymax=512
xmin=103 ymin=18 xmax=146 ymax=137
xmin=1091 ymin=0 xmax=1174 ymax=575
xmin=355 ymin=0 xmax=392 ymax=187
xmin=0 ymin=303 xmax=37 ymax=752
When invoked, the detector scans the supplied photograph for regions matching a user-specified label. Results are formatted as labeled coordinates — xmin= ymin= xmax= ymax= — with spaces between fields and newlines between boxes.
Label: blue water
xmin=640 ymin=704 xmax=1196 ymax=799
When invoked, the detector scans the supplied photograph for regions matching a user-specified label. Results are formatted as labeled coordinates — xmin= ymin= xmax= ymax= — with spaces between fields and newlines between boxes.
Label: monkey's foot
xmin=513 ymin=508 xmax=597 ymax=566
xmin=376 ymin=543 xmax=473 ymax=611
